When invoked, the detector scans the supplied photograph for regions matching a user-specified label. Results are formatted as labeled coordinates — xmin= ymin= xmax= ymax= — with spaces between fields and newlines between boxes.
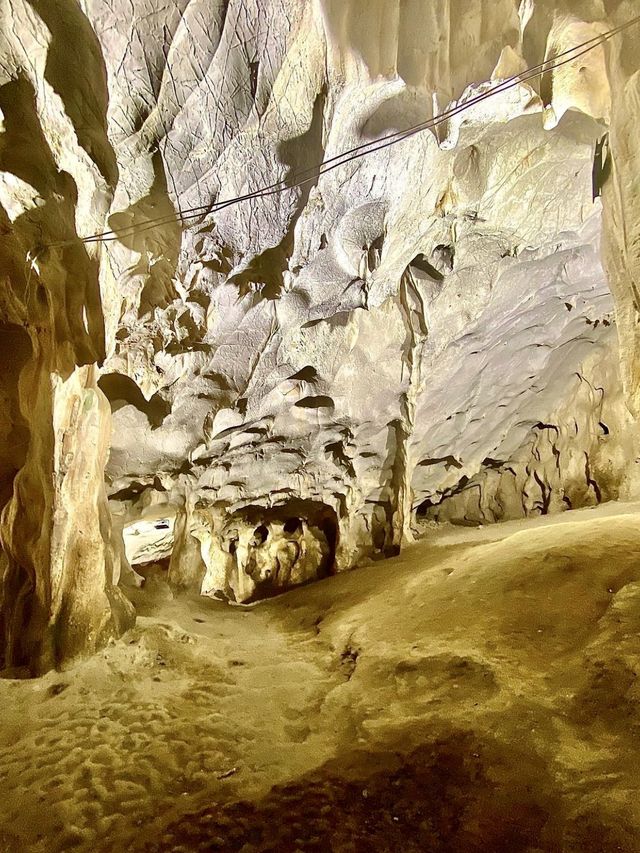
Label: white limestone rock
xmin=1 ymin=0 xmax=640 ymax=664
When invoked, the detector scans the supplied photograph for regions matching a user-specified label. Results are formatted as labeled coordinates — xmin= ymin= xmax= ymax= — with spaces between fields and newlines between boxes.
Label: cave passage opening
xmin=199 ymin=500 xmax=340 ymax=605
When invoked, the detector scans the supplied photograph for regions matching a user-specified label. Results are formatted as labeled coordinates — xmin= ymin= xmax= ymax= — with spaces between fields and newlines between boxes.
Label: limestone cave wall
xmin=0 ymin=0 xmax=639 ymax=670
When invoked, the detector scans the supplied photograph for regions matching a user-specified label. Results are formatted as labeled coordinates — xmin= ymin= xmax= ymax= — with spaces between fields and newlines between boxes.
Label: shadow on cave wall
xmin=107 ymin=152 xmax=182 ymax=318
xmin=25 ymin=0 xmax=118 ymax=187
xmin=0 ymin=76 xmax=107 ymax=369
xmin=228 ymin=85 xmax=328 ymax=300
xmin=98 ymin=373 xmax=172 ymax=430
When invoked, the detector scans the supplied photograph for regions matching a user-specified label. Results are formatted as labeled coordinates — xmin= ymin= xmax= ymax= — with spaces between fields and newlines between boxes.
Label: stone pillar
xmin=0 ymin=339 xmax=133 ymax=674
xmin=167 ymin=499 xmax=208 ymax=593
xmin=602 ymin=21 xmax=640 ymax=416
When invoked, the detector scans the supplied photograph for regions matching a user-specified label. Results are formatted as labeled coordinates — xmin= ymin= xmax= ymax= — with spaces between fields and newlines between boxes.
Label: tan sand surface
xmin=1 ymin=502 xmax=640 ymax=852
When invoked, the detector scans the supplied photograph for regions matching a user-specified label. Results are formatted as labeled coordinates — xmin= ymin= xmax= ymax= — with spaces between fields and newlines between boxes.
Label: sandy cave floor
xmin=1 ymin=503 xmax=640 ymax=852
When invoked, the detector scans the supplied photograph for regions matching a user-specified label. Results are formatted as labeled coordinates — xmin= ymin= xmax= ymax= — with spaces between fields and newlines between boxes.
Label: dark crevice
xmin=418 ymin=456 xmax=463 ymax=470
xmin=0 ymin=324 xmax=32 ymax=496
xmin=249 ymin=60 xmax=259 ymax=98
xmin=288 ymin=366 xmax=319 ymax=382
xmin=295 ymin=395 xmax=334 ymax=410
xmin=235 ymin=500 xmax=339 ymax=576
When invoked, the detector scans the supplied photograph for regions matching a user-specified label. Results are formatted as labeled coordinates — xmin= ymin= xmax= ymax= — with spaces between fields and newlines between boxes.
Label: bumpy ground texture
xmin=1 ymin=502 xmax=640 ymax=852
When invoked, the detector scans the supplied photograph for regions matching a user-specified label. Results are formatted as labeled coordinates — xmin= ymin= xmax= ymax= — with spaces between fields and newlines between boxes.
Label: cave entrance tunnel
xmin=211 ymin=500 xmax=340 ymax=605
xmin=121 ymin=507 xmax=177 ymax=584
xmin=119 ymin=498 xmax=339 ymax=606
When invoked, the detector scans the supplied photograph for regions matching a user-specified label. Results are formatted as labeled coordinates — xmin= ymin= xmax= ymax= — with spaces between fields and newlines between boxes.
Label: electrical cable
xmin=44 ymin=14 xmax=640 ymax=250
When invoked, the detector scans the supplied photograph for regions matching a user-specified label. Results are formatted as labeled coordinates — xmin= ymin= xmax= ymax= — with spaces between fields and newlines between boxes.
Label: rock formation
xmin=0 ymin=0 xmax=639 ymax=671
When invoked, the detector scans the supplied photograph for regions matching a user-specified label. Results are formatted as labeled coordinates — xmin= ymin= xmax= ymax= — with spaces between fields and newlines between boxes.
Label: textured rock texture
xmin=1 ymin=502 xmax=640 ymax=852
xmin=0 ymin=0 xmax=639 ymax=667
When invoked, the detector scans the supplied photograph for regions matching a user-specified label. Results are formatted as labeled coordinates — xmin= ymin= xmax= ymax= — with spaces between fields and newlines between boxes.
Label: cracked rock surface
xmin=0 ymin=1 xmax=640 ymax=664
xmin=1 ymin=3 xmax=640 ymax=851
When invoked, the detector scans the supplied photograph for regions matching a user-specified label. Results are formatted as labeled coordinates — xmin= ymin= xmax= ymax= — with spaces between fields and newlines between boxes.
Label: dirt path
xmin=0 ymin=571 xmax=346 ymax=852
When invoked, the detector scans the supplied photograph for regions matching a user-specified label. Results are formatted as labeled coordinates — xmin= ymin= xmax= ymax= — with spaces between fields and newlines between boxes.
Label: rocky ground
xmin=1 ymin=501 xmax=640 ymax=852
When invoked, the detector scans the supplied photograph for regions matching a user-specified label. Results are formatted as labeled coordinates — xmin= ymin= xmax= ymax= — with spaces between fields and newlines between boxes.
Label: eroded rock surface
xmin=193 ymin=503 xmax=335 ymax=602
xmin=1 ymin=1 xmax=640 ymax=664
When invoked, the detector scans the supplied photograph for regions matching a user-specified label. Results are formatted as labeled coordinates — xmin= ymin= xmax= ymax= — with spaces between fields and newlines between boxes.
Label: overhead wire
xmin=51 ymin=16 xmax=637 ymax=248
xmin=45 ymin=13 xmax=640 ymax=251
